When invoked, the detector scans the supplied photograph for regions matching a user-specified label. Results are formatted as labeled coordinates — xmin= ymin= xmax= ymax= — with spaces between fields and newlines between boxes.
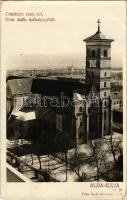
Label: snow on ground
xmin=7 ymin=132 xmax=123 ymax=182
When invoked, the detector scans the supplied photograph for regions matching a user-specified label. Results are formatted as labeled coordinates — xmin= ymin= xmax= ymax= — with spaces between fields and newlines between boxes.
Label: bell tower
xmin=83 ymin=20 xmax=114 ymax=137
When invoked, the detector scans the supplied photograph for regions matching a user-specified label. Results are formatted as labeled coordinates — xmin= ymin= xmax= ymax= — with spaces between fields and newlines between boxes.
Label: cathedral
xmin=7 ymin=20 xmax=114 ymax=147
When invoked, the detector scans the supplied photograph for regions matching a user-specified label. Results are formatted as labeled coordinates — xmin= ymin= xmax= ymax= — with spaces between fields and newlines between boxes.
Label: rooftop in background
xmin=111 ymin=90 xmax=122 ymax=100
xmin=6 ymin=67 xmax=122 ymax=77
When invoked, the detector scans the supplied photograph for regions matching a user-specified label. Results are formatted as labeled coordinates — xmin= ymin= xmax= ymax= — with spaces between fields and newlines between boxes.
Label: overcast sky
xmin=1 ymin=1 xmax=126 ymax=69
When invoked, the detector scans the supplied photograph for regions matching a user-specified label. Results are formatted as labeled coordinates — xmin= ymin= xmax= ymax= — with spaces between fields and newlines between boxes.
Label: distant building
xmin=67 ymin=65 xmax=74 ymax=73
xmin=111 ymin=91 xmax=123 ymax=111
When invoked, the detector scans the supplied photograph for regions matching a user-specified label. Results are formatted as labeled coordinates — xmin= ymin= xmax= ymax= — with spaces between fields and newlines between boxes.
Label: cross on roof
xmin=97 ymin=19 xmax=101 ymax=26
xmin=97 ymin=19 xmax=101 ymax=33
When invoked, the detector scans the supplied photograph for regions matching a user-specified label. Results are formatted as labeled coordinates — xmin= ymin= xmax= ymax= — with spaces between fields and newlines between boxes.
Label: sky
xmin=1 ymin=1 xmax=126 ymax=69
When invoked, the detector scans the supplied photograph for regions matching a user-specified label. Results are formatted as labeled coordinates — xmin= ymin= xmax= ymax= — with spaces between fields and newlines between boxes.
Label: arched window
xmin=104 ymin=72 xmax=106 ymax=77
xmin=92 ymin=72 xmax=94 ymax=78
xmin=87 ymin=48 xmax=90 ymax=57
xmin=104 ymin=49 xmax=108 ymax=57
xmin=104 ymin=82 xmax=106 ymax=87
xmin=23 ymin=97 xmax=25 ymax=105
xmin=91 ymin=50 xmax=96 ymax=57
xmin=104 ymin=91 xmax=106 ymax=96
xmin=79 ymin=106 xmax=82 ymax=112
xmin=104 ymin=101 xmax=106 ymax=107
xmin=97 ymin=48 xmax=100 ymax=57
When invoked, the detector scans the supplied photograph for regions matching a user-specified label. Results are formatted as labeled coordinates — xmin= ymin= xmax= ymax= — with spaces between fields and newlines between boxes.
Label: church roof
xmin=31 ymin=78 xmax=89 ymax=97
xmin=7 ymin=76 xmax=91 ymax=98
xmin=84 ymin=31 xmax=114 ymax=42
xmin=83 ymin=19 xmax=114 ymax=42
xmin=7 ymin=78 xmax=32 ymax=96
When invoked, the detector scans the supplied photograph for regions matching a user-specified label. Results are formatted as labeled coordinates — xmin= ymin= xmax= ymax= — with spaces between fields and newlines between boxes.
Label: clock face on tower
xmin=101 ymin=60 xmax=110 ymax=68
xmin=90 ymin=60 xmax=96 ymax=67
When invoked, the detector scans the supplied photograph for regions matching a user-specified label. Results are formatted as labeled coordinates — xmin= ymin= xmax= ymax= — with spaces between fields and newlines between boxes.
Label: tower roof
xmin=83 ymin=19 xmax=114 ymax=42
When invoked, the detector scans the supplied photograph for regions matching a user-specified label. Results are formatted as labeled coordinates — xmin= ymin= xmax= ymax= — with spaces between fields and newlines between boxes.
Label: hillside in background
xmin=6 ymin=53 xmax=122 ymax=70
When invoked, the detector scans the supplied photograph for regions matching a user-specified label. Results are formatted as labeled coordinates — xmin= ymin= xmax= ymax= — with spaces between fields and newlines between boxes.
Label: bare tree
xmin=88 ymin=140 xmax=101 ymax=180
xmin=73 ymin=144 xmax=81 ymax=166
xmin=101 ymin=153 xmax=109 ymax=180
xmin=102 ymin=134 xmax=123 ymax=181
xmin=104 ymin=134 xmax=122 ymax=167
xmin=64 ymin=150 xmax=68 ymax=181
xmin=66 ymin=144 xmax=88 ymax=181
